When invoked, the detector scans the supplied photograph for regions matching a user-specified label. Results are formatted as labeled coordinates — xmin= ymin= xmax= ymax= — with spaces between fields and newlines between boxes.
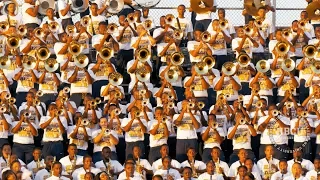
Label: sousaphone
xmin=134 ymin=0 xmax=161 ymax=8
xmin=1 ymin=0 xmax=18 ymax=15
xmin=190 ymin=0 xmax=214 ymax=14
xmin=38 ymin=0 xmax=55 ymax=15
xmin=243 ymin=0 xmax=263 ymax=16
xmin=71 ymin=0 xmax=89 ymax=13
xmin=306 ymin=1 xmax=320 ymax=21
xmin=106 ymin=0 xmax=124 ymax=14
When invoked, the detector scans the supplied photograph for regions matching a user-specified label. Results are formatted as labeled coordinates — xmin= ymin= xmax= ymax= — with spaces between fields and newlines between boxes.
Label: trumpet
xmin=140 ymin=89 xmax=146 ymax=95
xmin=197 ymin=102 xmax=205 ymax=109
xmin=171 ymin=52 xmax=184 ymax=66
xmin=167 ymin=102 xmax=174 ymax=109
xmin=23 ymin=111 xmax=31 ymax=118
xmin=165 ymin=69 xmax=179 ymax=83
xmin=212 ymin=122 xmax=219 ymax=129
xmin=272 ymin=110 xmax=280 ymax=117
xmin=0 ymin=56 xmax=10 ymax=69
xmin=63 ymin=87 xmax=70 ymax=94
xmin=107 ymin=23 xmax=118 ymax=34
xmin=136 ymin=48 xmax=150 ymax=62
xmin=5 ymin=93 xmax=11 ymax=100
xmin=244 ymin=24 xmax=253 ymax=35
xmin=162 ymin=116 xmax=167 ymax=123
xmin=61 ymin=96 xmax=68 ymax=103
xmin=144 ymin=19 xmax=153 ymax=30
xmin=113 ymin=108 xmax=121 ymax=115
xmin=0 ymin=106 xmax=6 ymax=113
xmin=201 ymin=31 xmax=211 ymax=43
xmin=36 ymin=90 xmax=43 ymax=97
xmin=56 ymin=109 xmax=63 ymax=116
xmin=237 ymin=53 xmax=251 ymax=67
xmin=142 ymin=99 xmax=149 ymax=106
xmin=188 ymin=102 xmax=195 ymax=109
xmin=219 ymin=19 xmax=228 ymax=30
xmin=222 ymin=62 xmax=236 ymax=76
xmin=165 ymin=14 xmax=174 ymax=24
xmin=33 ymin=99 xmax=41 ymax=106
xmin=238 ymin=95 xmax=244 ymax=102
xmin=281 ymin=58 xmax=295 ymax=72
xmin=127 ymin=13 xmax=137 ymax=24
xmin=9 ymin=97 xmax=16 ymax=104
xmin=34 ymin=28 xmax=44 ymax=38
xmin=99 ymin=47 xmax=114 ymax=61
xmin=69 ymin=41 xmax=83 ymax=57
xmin=203 ymin=56 xmax=215 ymax=69
xmin=44 ymin=58 xmax=58 ymax=72
xmin=303 ymin=45 xmax=317 ymax=59
xmin=66 ymin=25 xmax=76 ymax=36
xmin=285 ymin=102 xmax=293 ymax=109
xmin=173 ymin=29 xmax=184 ymax=40
xmin=255 ymin=18 xmax=263 ymax=28
xmin=282 ymin=29 xmax=291 ymax=38
xmin=80 ymin=16 xmax=91 ymax=27
xmin=115 ymin=91 xmax=122 ymax=99
xmin=109 ymin=72 xmax=123 ymax=86
xmin=0 ymin=22 xmax=9 ymax=32
xmin=301 ymin=111 xmax=308 ymax=118
xmin=275 ymin=42 xmax=290 ymax=55
xmin=195 ymin=61 xmax=209 ymax=75
xmin=49 ymin=21 xmax=59 ymax=33
xmin=22 ymin=56 xmax=37 ymax=70
xmin=135 ymin=67 xmax=151 ymax=82
xmin=256 ymin=101 xmax=263 ymax=108
xmin=90 ymin=100 xmax=97 ymax=107
xmin=95 ymin=97 xmax=101 ymax=105
xmin=311 ymin=61 xmax=320 ymax=74
xmin=256 ymin=60 xmax=270 ymax=73
xmin=7 ymin=36 xmax=21 ymax=49
xmin=75 ymin=54 xmax=89 ymax=68
xmin=81 ymin=119 xmax=89 ymax=126
xmin=135 ymin=111 xmax=141 ymax=117
xmin=239 ymin=119 xmax=246 ymax=125
xmin=18 ymin=25 xmax=27 ymax=36
xmin=36 ymin=47 xmax=51 ymax=61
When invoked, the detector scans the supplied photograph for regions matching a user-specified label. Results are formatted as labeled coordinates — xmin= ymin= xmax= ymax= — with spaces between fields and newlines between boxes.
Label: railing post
xmin=273 ymin=0 xmax=276 ymax=29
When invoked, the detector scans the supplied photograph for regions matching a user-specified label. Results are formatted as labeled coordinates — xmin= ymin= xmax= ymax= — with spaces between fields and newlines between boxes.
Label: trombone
xmin=0 ymin=22 xmax=9 ymax=32
xmin=99 ymin=47 xmax=114 ymax=61
xmin=48 ymin=21 xmax=60 ymax=33
xmin=22 ymin=55 xmax=37 ymax=70
xmin=282 ymin=29 xmax=291 ymax=38
xmin=275 ymin=42 xmax=290 ymax=56
xmin=173 ymin=29 xmax=184 ymax=40
xmin=244 ymin=24 xmax=253 ymax=35
xmin=298 ymin=20 xmax=307 ymax=29
xmin=127 ymin=13 xmax=137 ymax=24
xmin=254 ymin=17 xmax=263 ymax=28
xmin=165 ymin=14 xmax=174 ymax=24
xmin=170 ymin=52 xmax=184 ymax=66
xmin=203 ymin=56 xmax=215 ymax=69
xmin=44 ymin=58 xmax=58 ymax=72
xmin=144 ymin=19 xmax=153 ymax=31
xmin=311 ymin=61 xmax=320 ymax=74
xmin=136 ymin=48 xmax=151 ymax=62
xmin=74 ymin=54 xmax=89 ymax=68
xmin=164 ymin=69 xmax=179 ymax=83
xmin=108 ymin=72 xmax=123 ymax=86
xmin=219 ymin=19 xmax=228 ymax=30
xmin=68 ymin=41 xmax=83 ymax=57
xmin=0 ymin=56 xmax=10 ymax=69
xmin=201 ymin=31 xmax=211 ymax=43
xmin=194 ymin=62 xmax=209 ymax=75
xmin=34 ymin=28 xmax=44 ymax=39
xmin=36 ymin=47 xmax=51 ymax=61
xmin=237 ymin=53 xmax=251 ymax=67
xmin=66 ymin=25 xmax=76 ymax=36
xmin=107 ymin=23 xmax=118 ymax=34
xmin=18 ymin=25 xmax=27 ymax=36
xmin=6 ymin=36 xmax=21 ymax=50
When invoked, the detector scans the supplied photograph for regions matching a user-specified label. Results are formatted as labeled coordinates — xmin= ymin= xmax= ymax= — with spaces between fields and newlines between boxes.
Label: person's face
xmin=133 ymin=147 xmax=141 ymax=159
xmin=245 ymin=160 xmax=253 ymax=171
xmin=154 ymin=109 xmax=163 ymax=119
xmin=142 ymin=8 xmax=149 ymax=17
xmin=182 ymin=168 xmax=192 ymax=179
xmin=2 ymin=145 xmax=11 ymax=157
xmin=293 ymin=150 xmax=302 ymax=159
xmin=162 ymin=158 xmax=171 ymax=168
xmin=208 ymin=115 xmax=216 ymax=126
xmin=99 ymin=25 xmax=107 ymax=34
xmin=53 ymin=164 xmax=62 ymax=176
xmin=99 ymin=118 xmax=108 ymax=128
xmin=265 ymin=146 xmax=274 ymax=157
xmin=102 ymin=148 xmax=111 ymax=159
xmin=27 ymin=27 xmax=34 ymax=38
xmin=301 ymin=12 xmax=308 ymax=20
xmin=11 ymin=162 xmax=21 ymax=173
xmin=238 ymin=167 xmax=247 ymax=177
xmin=206 ymin=162 xmax=215 ymax=175
xmin=45 ymin=156 xmax=54 ymax=167
xmin=125 ymin=164 xmax=135 ymax=175
xmin=84 ymin=173 xmax=93 ymax=180
xmin=26 ymin=93 xmax=34 ymax=103
xmin=160 ymin=146 xmax=169 ymax=156
xmin=33 ymin=150 xmax=41 ymax=160
xmin=315 ymin=160 xmax=320 ymax=170
xmin=238 ymin=150 xmax=248 ymax=160
xmin=276 ymin=31 xmax=282 ymax=40
xmin=7 ymin=4 xmax=15 ymax=14
xmin=237 ymin=28 xmax=244 ymax=38
xmin=244 ymin=175 xmax=253 ymax=180
xmin=90 ymin=5 xmax=98 ymax=14
xmin=49 ymin=105 xmax=57 ymax=115
xmin=194 ymin=31 xmax=202 ymax=42
xmin=268 ymin=106 xmax=277 ymax=116
xmin=187 ymin=149 xmax=196 ymax=159
xmin=99 ymin=172 xmax=108 ymax=180
xmin=67 ymin=146 xmax=77 ymax=156
xmin=212 ymin=21 xmax=219 ymax=31
xmin=218 ymin=10 xmax=225 ymax=19
xmin=160 ymin=17 xmax=166 ymax=27
xmin=46 ymin=9 xmax=54 ymax=19
xmin=257 ymin=8 xmax=266 ymax=17
xmin=83 ymin=157 xmax=92 ymax=168
xmin=119 ymin=15 xmax=126 ymax=26
xmin=292 ymin=163 xmax=302 ymax=177
xmin=177 ymin=6 xmax=185 ymax=16
xmin=211 ymin=149 xmax=220 ymax=159
xmin=279 ymin=162 xmax=288 ymax=172
xmin=108 ymin=106 xmax=117 ymax=116
xmin=292 ymin=22 xmax=298 ymax=31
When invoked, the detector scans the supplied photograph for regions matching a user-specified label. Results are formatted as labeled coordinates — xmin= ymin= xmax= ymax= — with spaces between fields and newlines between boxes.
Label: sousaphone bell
xmin=304 ymin=45 xmax=317 ymax=59
xmin=106 ymin=0 xmax=124 ymax=14
xmin=38 ymin=0 xmax=55 ymax=15
xmin=70 ymin=0 xmax=89 ymax=13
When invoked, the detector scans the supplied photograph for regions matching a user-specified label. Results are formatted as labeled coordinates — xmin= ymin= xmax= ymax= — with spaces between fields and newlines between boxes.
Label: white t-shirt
xmin=173 ymin=113 xmax=200 ymax=140
xmin=0 ymin=14 xmax=22 ymax=27
xmin=148 ymin=120 xmax=171 ymax=148
xmin=157 ymin=42 xmax=178 ymax=63
xmin=158 ymin=66 xmax=183 ymax=87
xmin=290 ymin=30 xmax=312 ymax=57
xmin=121 ymin=118 xmax=147 ymax=142
xmin=187 ymin=41 xmax=212 ymax=63
xmin=39 ymin=116 xmax=68 ymax=142
xmin=72 ymin=167 xmax=101 ymax=180
xmin=87 ymin=14 xmax=107 ymax=35
xmin=40 ymin=17 xmax=64 ymax=34
xmin=12 ymin=121 xmax=37 ymax=144
xmin=248 ymin=77 xmax=275 ymax=96
xmin=57 ymin=0 xmax=71 ymax=19
xmin=283 ymin=175 xmax=307 ymax=180
xmin=201 ymin=126 xmax=225 ymax=149
xmin=275 ymin=76 xmax=299 ymax=96
xmin=270 ymin=171 xmax=291 ymax=180
xmin=0 ymin=114 xmax=12 ymax=139
xmin=228 ymin=160 xmax=260 ymax=178
xmin=207 ymin=18 xmax=236 ymax=35
xmin=197 ymin=173 xmax=224 ymax=180
xmin=152 ymin=27 xmax=174 ymax=44
xmin=296 ymin=58 xmax=314 ymax=81
xmin=232 ymin=37 xmax=254 ymax=58
xmin=258 ymin=116 xmax=290 ymax=145
xmin=38 ymin=73 xmax=60 ymax=94
xmin=113 ymin=26 xmax=134 ymax=50
xmin=59 ymin=155 xmax=84 ymax=174
xmin=234 ymin=62 xmax=255 ymax=83
xmin=154 ymin=168 xmax=181 ymax=179
xmin=290 ymin=117 xmax=313 ymax=142
xmin=206 ymin=30 xmax=229 ymax=55
xmin=27 ymin=159 xmax=45 ymax=175
xmin=173 ymin=17 xmax=193 ymax=38
xmin=183 ymin=76 xmax=210 ymax=97
xmin=152 ymin=158 xmax=181 ymax=173
xmin=181 ymin=160 xmax=206 ymax=171
xmin=95 ymin=159 xmax=124 ymax=173
xmin=21 ymin=3 xmax=40 ymax=24
xmin=34 ymin=168 xmax=50 ymax=180
xmin=257 ymin=157 xmax=280 ymax=179
xmin=195 ymin=0 xmax=218 ymax=21
xmin=14 ymin=68 xmax=38 ymax=93
xmin=68 ymin=69 xmax=92 ymax=95
xmin=46 ymin=175 xmax=70 ymax=180
xmin=213 ymin=76 xmax=241 ymax=101
xmin=305 ymin=169 xmax=319 ymax=180
xmin=227 ymin=125 xmax=253 ymax=150
xmin=67 ymin=126 xmax=92 ymax=150
xmin=287 ymin=159 xmax=314 ymax=172
xmin=92 ymin=129 xmax=118 ymax=152
xmin=18 ymin=103 xmax=43 ymax=128
xmin=269 ymin=40 xmax=295 ymax=60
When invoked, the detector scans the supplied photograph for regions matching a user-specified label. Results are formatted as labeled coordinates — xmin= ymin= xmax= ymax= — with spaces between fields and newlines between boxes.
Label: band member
xmin=257 ymin=145 xmax=279 ymax=180
xmin=181 ymin=147 xmax=206 ymax=177
xmin=284 ymin=162 xmax=308 ymax=180
xmin=208 ymin=8 xmax=236 ymax=38
xmin=153 ymin=16 xmax=175 ymax=44
xmin=46 ymin=161 xmax=70 ymax=180
xmin=154 ymin=156 xmax=181 ymax=180
xmin=117 ymin=160 xmax=141 ymax=180
xmin=197 ymin=161 xmax=224 ymax=180
xmin=270 ymin=160 xmax=290 ymax=180
xmin=0 ymin=143 xmax=26 ymax=170
xmin=275 ymin=69 xmax=299 ymax=103
xmin=18 ymin=92 xmax=43 ymax=129
xmin=305 ymin=157 xmax=320 ymax=179
xmin=141 ymin=7 xmax=155 ymax=30
xmin=247 ymin=18 xmax=266 ymax=65
xmin=287 ymin=149 xmax=314 ymax=175
xmin=87 ymin=3 xmax=108 ymax=35
xmin=94 ymin=146 xmax=124 ymax=177
xmin=0 ymin=2 xmax=22 ymax=27
xmin=232 ymin=26 xmax=259 ymax=59
xmin=71 ymin=155 xmax=101 ymax=180
xmin=290 ymin=20 xmax=312 ymax=59
xmin=34 ymin=155 xmax=54 ymax=180
xmin=151 ymin=144 xmax=181 ymax=173
xmin=188 ymin=30 xmax=213 ymax=63
xmin=209 ymin=147 xmax=230 ymax=175
xmin=299 ymin=11 xmax=315 ymax=38
xmin=174 ymin=5 xmax=193 ymax=41
xmin=57 ymin=0 xmax=73 ymax=30
xmin=244 ymin=158 xmax=262 ymax=180
xmin=22 ymin=0 xmax=40 ymax=28
xmin=131 ymin=145 xmax=153 ymax=179
xmin=191 ymin=0 xmax=217 ymax=32
xmin=26 ymin=148 xmax=45 ymax=176
xmin=131 ymin=24 xmax=156 ymax=51
xmin=59 ymin=144 xmax=84 ymax=175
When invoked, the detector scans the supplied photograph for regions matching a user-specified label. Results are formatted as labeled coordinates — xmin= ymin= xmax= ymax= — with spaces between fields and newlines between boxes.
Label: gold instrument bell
xmin=34 ymin=27 xmax=44 ymax=39
xmin=99 ymin=47 xmax=114 ymax=61
xmin=255 ymin=17 xmax=264 ymax=28
xmin=74 ymin=54 xmax=89 ymax=68
xmin=80 ymin=16 xmax=91 ymax=27
xmin=311 ymin=61 xmax=320 ymax=74
xmin=201 ymin=31 xmax=211 ymax=42
xmin=44 ymin=58 xmax=59 ymax=72
xmin=303 ymin=45 xmax=317 ymax=59
xmin=222 ymin=62 xmax=236 ymax=76
xmin=237 ymin=53 xmax=251 ymax=67
xmin=49 ymin=22 xmax=60 ymax=33
xmin=190 ymin=0 xmax=214 ymax=14
xmin=136 ymin=48 xmax=151 ymax=62
xmin=195 ymin=61 xmax=209 ymax=75
xmin=22 ymin=56 xmax=37 ymax=70
xmin=0 ymin=56 xmax=11 ymax=69
xmin=6 ymin=36 xmax=21 ymax=49
xmin=256 ymin=60 xmax=270 ymax=73
xmin=36 ymin=47 xmax=51 ymax=61
xmin=219 ymin=19 xmax=228 ymax=30
xmin=107 ymin=23 xmax=118 ymax=34
xmin=202 ymin=55 xmax=215 ymax=69
xmin=282 ymin=29 xmax=291 ymax=38
xmin=66 ymin=25 xmax=76 ymax=36
xmin=18 ymin=25 xmax=27 ymax=36
xmin=106 ymin=0 xmax=124 ymax=14
xmin=127 ymin=13 xmax=137 ymax=24
xmin=135 ymin=67 xmax=150 ymax=82
xmin=281 ymin=59 xmax=295 ymax=72
xmin=69 ymin=41 xmax=83 ymax=56
xmin=275 ymin=42 xmax=290 ymax=56
xmin=306 ymin=1 xmax=320 ymax=21
xmin=0 ymin=22 xmax=9 ymax=32
xmin=173 ymin=29 xmax=184 ymax=40
xmin=165 ymin=14 xmax=174 ymax=24
xmin=165 ymin=69 xmax=179 ymax=83
xmin=170 ymin=52 xmax=184 ymax=66
xmin=108 ymin=72 xmax=123 ymax=86
xmin=244 ymin=24 xmax=253 ymax=35
xmin=144 ymin=19 xmax=153 ymax=30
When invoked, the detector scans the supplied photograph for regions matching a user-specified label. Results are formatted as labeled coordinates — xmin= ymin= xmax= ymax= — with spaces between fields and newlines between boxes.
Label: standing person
xmin=57 ymin=0 xmax=73 ymax=30
xmin=21 ymin=0 xmax=40 ymax=28
xmin=190 ymin=0 xmax=217 ymax=32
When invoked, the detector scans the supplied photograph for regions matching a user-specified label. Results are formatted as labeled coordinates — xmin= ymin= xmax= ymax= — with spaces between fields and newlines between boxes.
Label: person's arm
xmin=59 ymin=0 xmax=71 ymax=16
xmin=229 ymin=76 xmax=241 ymax=90
xmin=258 ymin=116 xmax=272 ymax=132
xmin=21 ymin=38 xmax=36 ymax=54
xmin=25 ymin=2 xmax=40 ymax=17
xmin=40 ymin=116 xmax=54 ymax=129
xmin=67 ymin=67 xmax=79 ymax=83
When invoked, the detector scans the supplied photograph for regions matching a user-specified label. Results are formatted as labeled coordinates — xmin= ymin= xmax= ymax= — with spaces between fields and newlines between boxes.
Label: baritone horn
xmin=298 ymin=20 xmax=307 ymax=29
xmin=255 ymin=17 xmax=263 ymax=28
xmin=9 ymin=97 xmax=16 ymax=104
xmin=282 ymin=29 xmax=291 ymax=38
xmin=173 ymin=29 xmax=184 ymax=40
xmin=135 ymin=67 xmax=151 ymax=82
xmin=127 ymin=13 xmax=137 ymax=24
xmin=237 ymin=53 xmax=251 ymax=67
xmin=36 ymin=47 xmax=51 ymax=61
xmin=170 ymin=52 xmax=184 ymax=66
xmin=311 ymin=61 xmax=320 ymax=74
xmin=165 ymin=14 xmax=174 ymax=24
xmin=69 ymin=41 xmax=83 ymax=56
xmin=136 ymin=48 xmax=151 ymax=62
xmin=49 ymin=22 xmax=59 ymax=33
xmin=304 ymin=45 xmax=317 ymax=59
xmin=66 ymin=25 xmax=76 ymax=36
xmin=44 ymin=58 xmax=59 ymax=72
xmin=107 ymin=23 xmax=118 ymax=34
xmin=203 ymin=56 xmax=215 ymax=69
xmin=281 ymin=59 xmax=295 ymax=72
xmin=108 ymin=72 xmax=123 ymax=86
xmin=22 ymin=56 xmax=37 ymax=70
xmin=99 ymin=47 xmax=114 ymax=61
xmin=256 ymin=60 xmax=270 ymax=73
xmin=222 ymin=62 xmax=236 ymax=76
xmin=201 ymin=31 xmax=211 ymax=42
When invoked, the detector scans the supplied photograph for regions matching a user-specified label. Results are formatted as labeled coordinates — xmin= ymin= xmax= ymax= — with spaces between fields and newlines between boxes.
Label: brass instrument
xmin=135 ymin=111 xmax=141 ymax=117
xmin=0 ymin=56 xmax=11 ymax=69
xmin=237 ymin=53 xmax=251 ymax=67
xmin=9 ymin=97 xmax=15 ymax=104
xmin=190 ymin=159 xmax=198 ymax=178
xmin=167 ymin=102 xmax=174 ymax=109
xmin=48 ymin=21 xmax=59 ymax=33
xmin=34 ymin=28 xmax=44 ymax=39
xmin=44 ymin=58 xmax=58 ymax=72
xmin=285 ymin=102 xmax=293 ymax=109
xmin=33 ymin=99 xmax=41 ymax=106
xmin=195 ymin=61 xmax=209 ymax=75
xmin=95 ymin=97 xmax=101 ymax=105
xmin=71 ymin=155 xmax=77 ymax=171
xmin=311 ymin=61 xmax=320 ymax=74
xmin=215 ymin=158 xmax=220 ymax=174
xmin=106 ymin=0 xmax=124 ymax=14
xmin=203 ymin=56 xmax=215 ymax=69
xmin=70 ymin=0 xmax=89 ymax=13
xmin=18 ymin=25 xmax=27 ymax=36
xmin=165 ymin=69 xmax=179 ymax=83
xmin=36 ymin=90 xmax=43 ymax=97
xmin=301 ymin=111 xmax=308 ymax=118
xmin=61 ymin=96 xmax=68 ymax=103
xmin=99 ymin=47 xmax=114 ymax=61
xmin=36 ymin=159 xmax=41 ymax=170
xmin=0 ymin=22 xmax=9 ymax=32
xmin=275 ymin=42 xmax=290 ymax=56
xmin=135 ymin=67 xmax=151 ymax=82
xmin=0 ymin=105 xmax=6 ymax=113
xmin=7 ymin=154 xmax=10 ymax=167
xmin=36 ymin=47 xmax=51 ymax=61
xmin=243 ymin=0 xmax=259 ymax=16
xmin=173 ymin=29 xmax=184 ymax=40
xmin=105 ymin=129 xmax=111 ymax=134
xmin=74 ymin=54 xmax=89 ymax=68
xmin=188 ymin=102 xmax=195 ymax=109
xmin=81 ymin=119 xmax=89 ymax=126
xmin=222 ymin=62 xmax=236 ymax=76
xmin=136 ymin=48 xmax=151 ymax=62
xmin=56 ymin=109 xmax=64 ymax=116
xmin=66 ymin=25 xmax=76 ymax=36
xmin=255 ymin=17 xmax=264 ymax=28
xmin=38 ymin=0 xmax=55 ymax=15
xmin=282 ymin=29 xmax=291 ymax=38
xmin=212 ymin=122 xmax=219 ymax=129
xmin=219 ymin=19 xmax=228 ymax=30
xmin=127 ymin=13 xmax=137 ymax=24
xmin=256 ymin=101 xmax=263 ymax=108
xmin=310 ymin=98 xmax=316 ymax=104
xmin=165 ymin=14 xmax=174 ymax=24
xmin=115 ymin=91 xmax=122 ymax=99
xmin=162 ymin=116 xmax=167 ymax=123
xmin=197 ymin=102 xmax=205 ymax=109
xmin=281 ymin=59 xmax=295 ymax=72
xmin=90 ymin=100 xmax=97 ymax=107
xmin=201 ymin=31 xmax=211 ymax=42
xmin=109 ymin=72 xmax=123 ymax=86
xmin=306 ymin=2 xmax=320 ymax=21
xmin=244 ymin=24 xmax=253 ymax=35
xmin=144 ymin=19 xmax=153 ymax=30
xmin=272 ymin=110 xmax=280 ymax=117
xmin=239 ymin=119 xmax=246 ymax=125
xmin=63 ymin=87 xmax=70 ymax=94
xmin=298 ymin=20 xmax=307 ymax=29
xmin=7 ymin=36 xmax=21 ymax=50
xmin=68 ymin=41 xmax=83 ymax=56
xmin=170 ymin=52 xmax=184 ymax=66
xmin=5 ymin=93 xmax=11 ymax=100
xmin=113 ymin=108 xmax=121 ymax=115
xmin=190 ymin=0 xmax=214 ymax=14
xmin=256 ymin=60 xmax=270 ymax=73
xmin=22 ymin=56 xmax=37 ymax=70
xmin=140 ymin=89 xmax=147 ymax=95
xmin=80 ymin=16 xmax=91 ymax=27
xmin=23 ymin=111 xmax=31 ymax=118
xmin=107 ymin=23 xmax=118 ymax=34
xmin=142 ymin=99 xmax=149 ymax=106
xmin=304 ymin=45 xmax=317 ymax=59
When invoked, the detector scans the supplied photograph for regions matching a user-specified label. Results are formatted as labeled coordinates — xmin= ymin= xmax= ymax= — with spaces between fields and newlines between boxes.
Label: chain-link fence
xmin=13 ymin=0 xmax=308 ymax=27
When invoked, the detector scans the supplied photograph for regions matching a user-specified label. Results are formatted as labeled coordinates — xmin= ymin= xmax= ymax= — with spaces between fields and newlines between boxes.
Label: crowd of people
xmin=0 ymin=0 xmax=320 ymax=179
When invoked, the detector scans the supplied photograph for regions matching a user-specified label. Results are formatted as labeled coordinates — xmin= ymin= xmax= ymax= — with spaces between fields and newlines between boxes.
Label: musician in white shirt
xmin=46 ymin=161 xmax=70 ymax=180
xmin=59 ymin=144 xmax=84 ymax=175
xmin=192 ymin=0 xmax=217 ymax=32
xmin=72 ymin=155 xmax=101 ymax=180
xmin=57 ymin=0 xmax=73 ymax=30
xmin=284 ymin=162 xmax=308 ymax=180
xmin=197 ymin=161 xmax=224 ymax=180
xmin=22 ymin=0 xmax=40 ymax=28
xmin=270 ymin=159 xmax=291 ymax=180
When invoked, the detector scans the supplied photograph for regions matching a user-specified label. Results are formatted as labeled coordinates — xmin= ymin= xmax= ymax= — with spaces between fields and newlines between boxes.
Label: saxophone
xmin=36 ymin=159 xmax=41 ymax=170
xmin=106 ymin=159 xmax=112 ymax=178
xmin=72 ymin=155 xmax=77 ymax=171
xmin=190 ymin=159 xmax=198 ymax=178
xmin=215 ymin=158 xmax=220 ymax=174
xmin=135 ymin=158 xmax=145 ymax=180
xmin=6 ymin=154 xmax=10 ymax=168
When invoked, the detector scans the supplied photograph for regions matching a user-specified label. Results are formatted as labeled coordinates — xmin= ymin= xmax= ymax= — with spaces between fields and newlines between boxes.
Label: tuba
xmin=49 ymin=21 xmax=60 ymax=33
xmin=36 ymin=47 xmax=51 ymax=61
xmin=74 ymin=54 xmax=89 ymax=68
xmin=106 ymin=0 xmax=125 ymax=14
xmin=0 ymin=56 xmax=10 ymax=69
xmin=237 ymin=53 xmax=251 ymax=67
xmin=304 ymin=45 xmax=317 ymax=59
xmin=107 ymin=23 xmax=118 ymax=34
xmin=136 ymin=48 xmax=151 ymax=62
xmin=281 ymin=59 xmax=295 ymax=72
xmin=34 ymin=28 xmax=44 ymax=39
xmin=190 ymin=0 xmax=214 ymax=14
xmin=170 ymin=52 xmax=184 ymax=66
xmin=38 ymin=0 xmax=55 ymax=15
xmin=203 ymin=55 xmax=215 ymax=69
xmin=80 ymin=16 xmax=91 ymax=27
xmin=0 ymin=22 xmax=9 ymax=32
xmin=222 ymin=62 xmax=236 ymax=76
xmin=135 ymin=67 xmax=151 ymax=82
xmin=22 ymin=56 xmax=36 ymax=70
xmin=66 ymin=25 xmax=76 ymax=36
xmin=68 ymin=41 xmax=83 ymax=56
xmin=18 ymin=25 xmax=27 ymax=36
xmin=311 ymin=61 xmax=320 ymax=74
xmin=165 ymin=14 xmax=174 ymax=25
xmin=275 ymin=42 xmax=290 ymax=56
xmin=201 ymin=31 xmax=211 ymax=42
xmin=70 ymin=0 xmax=89 ymax=13
xmin=256 ymin=60 xmax=270 ymax=73
xmin=219 ymin=19 xmax=228 ymax=30
xmin=195 ymin=61 xmax=209 ymax=75
xmin=108 ymin=72 xmax=123 ymax=86
xmin=44 ymin=58 xmax=58 ymax=72
xmin=165 ymin=69 xmax=179 ymax=83
xmin=99 ymin=47 xmax=114 ymax=61
xmin=6 ymin=36 xmax=21 ymax=49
